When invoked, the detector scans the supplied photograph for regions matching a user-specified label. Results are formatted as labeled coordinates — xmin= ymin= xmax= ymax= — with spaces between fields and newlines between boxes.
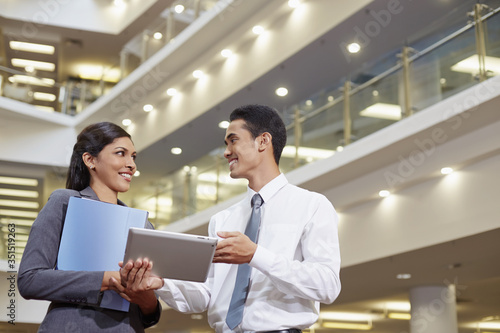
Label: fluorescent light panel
xmin=0 ymin=199 xmax=39 ymax=209
xmin=451 ymin=55 xmax=500 ymax=75
xmin=388 ymin=312 xmax=411 ymax=320
xmin=282 ymin=146 xmax=335 ymax=159
xmin=35 ymin=105 xmax=56 ymax=112
xmin=322 ymin=322 xmax=372 ymax=330
xmin=8 ymin=75 xmax=55 ymax=87
xmin=12 ymin=58 xmax=55 ymax=72
xmin=0 ymin=176 xmax=38 ymax=186
xmin=320 ymin=311 xmax=374 ymax=322
xmin=10 ymin=41 xmax=55 ymax=55
xmin=75 ymin=65 xmax=121 ymax=82
xmin=33 ymin=92 xmax=56 ymax=102
xmin=0 ymin=189 xmax=39 ymax=198
xmin=3 ymin=233 xmax=29 ymax=241
xmin=0 ymin=218 xmax=34 ymax=227
xmin=0 ymin=209 xmax=38 ymax=218
xmin=479 ymin=322 xmax=500 ymax=330
xmin=360 ymin=102 xmax=402 ymax=121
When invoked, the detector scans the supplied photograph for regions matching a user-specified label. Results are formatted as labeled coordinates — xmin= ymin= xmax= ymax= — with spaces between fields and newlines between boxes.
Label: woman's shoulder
xmin=48 ymin=188 xmax=82 ymax=202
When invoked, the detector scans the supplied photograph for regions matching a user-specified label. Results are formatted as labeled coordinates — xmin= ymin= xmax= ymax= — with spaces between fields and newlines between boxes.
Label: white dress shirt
xmin=156 ymin=173 xmax=341 ymax=332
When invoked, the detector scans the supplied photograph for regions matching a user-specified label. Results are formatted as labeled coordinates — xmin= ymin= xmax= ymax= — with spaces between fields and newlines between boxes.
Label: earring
xmin=90 ymin=165 xmax=95 ymax=170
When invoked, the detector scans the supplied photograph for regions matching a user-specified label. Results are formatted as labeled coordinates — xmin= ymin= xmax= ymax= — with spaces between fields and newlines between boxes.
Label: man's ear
xmin=258 ymin=132 xmax=273 ymax=152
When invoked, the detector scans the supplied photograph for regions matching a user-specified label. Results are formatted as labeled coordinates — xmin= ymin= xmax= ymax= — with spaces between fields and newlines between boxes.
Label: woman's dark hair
xmin=229 ymin=104 xmax=287 ymax=164
xmin=66 ymin=122 xmax=131 ymax=190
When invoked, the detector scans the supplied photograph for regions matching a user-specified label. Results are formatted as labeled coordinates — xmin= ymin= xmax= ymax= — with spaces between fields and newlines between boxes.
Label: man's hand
xmin=213 ymin=231 xmax=257 ymax=264
xmin=109 ymin=258 xmax=164 ymax=315
xmin=117 ymin=258 xmax=164 ymax=292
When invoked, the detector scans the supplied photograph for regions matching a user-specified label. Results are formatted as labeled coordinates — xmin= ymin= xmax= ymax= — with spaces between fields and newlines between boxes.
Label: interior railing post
xmin=141 ymin=30 xmax=150 ymax=63
xmin=343 ymin=80 xmax=352 ymax=146
xmin=194 ymin=0 xmax=201 ymax=19
xmin=401 ymin=46 xmax=413 ymax=118
xmin=119 ymin=50 xmax=128 ymax=80
xmin=166 ymin=8 xmax=175 ymax=43
xmin=473 ymin=3 xmax=488 ymax=82
xmin=293 ymin=107 xmax=302 ymax=168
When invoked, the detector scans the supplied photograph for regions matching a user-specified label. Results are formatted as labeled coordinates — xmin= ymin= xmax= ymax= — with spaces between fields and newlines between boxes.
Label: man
xmin=120 ymin=104 xmax=341 ymax=332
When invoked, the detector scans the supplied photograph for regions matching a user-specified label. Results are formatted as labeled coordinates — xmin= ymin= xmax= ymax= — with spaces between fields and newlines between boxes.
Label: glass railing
xmin=0 ymin=0 xmax=221 ymax=115
xmin=130 ymin=3 xmax=500 ymax=229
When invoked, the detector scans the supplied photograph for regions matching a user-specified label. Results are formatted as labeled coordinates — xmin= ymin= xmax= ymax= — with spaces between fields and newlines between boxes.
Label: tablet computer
xmin=123 ymin=228 xmax=218 ymax=282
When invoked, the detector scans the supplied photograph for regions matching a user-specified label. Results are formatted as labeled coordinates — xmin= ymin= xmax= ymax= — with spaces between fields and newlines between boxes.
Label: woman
xmin=17 ymin=122 xmax=161 ymax=332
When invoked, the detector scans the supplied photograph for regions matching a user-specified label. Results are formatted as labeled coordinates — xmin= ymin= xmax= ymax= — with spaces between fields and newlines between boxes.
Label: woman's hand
xmin=109 ymin=258 xmax=164 ymax=314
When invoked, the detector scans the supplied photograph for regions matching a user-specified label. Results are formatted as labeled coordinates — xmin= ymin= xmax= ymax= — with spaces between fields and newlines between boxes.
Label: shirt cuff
xmin=249 ymin=245 xmax=275 ymax=274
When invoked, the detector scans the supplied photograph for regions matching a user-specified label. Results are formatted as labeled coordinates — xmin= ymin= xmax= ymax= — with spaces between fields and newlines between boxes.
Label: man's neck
xmin=247 ymin=165 xmax=280 ymax=193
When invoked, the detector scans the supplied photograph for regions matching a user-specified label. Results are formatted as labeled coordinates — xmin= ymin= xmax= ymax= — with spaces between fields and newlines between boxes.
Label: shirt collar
xmin=246 ymin=173 xmax=288 ymax=205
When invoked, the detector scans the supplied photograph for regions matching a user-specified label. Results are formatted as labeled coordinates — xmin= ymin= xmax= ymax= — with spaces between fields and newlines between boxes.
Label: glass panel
xmin=299 ymin=99 xmax=343 ymax=160
xmin=411 ymin=26 xmax=477 ymax=112
xmin=485 ymin=11 xmax=500 ymax=78
xmin=350 ymin=70 xmax=401 ymax=142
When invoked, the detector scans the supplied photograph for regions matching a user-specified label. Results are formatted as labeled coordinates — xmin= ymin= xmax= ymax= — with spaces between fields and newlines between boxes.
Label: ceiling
xmin=1 ymin=0 xmax=500 ymax=332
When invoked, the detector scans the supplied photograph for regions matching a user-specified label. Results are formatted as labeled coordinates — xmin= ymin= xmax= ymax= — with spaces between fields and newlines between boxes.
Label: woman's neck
xmin=89 ymin=182 xmax=118 ymax=204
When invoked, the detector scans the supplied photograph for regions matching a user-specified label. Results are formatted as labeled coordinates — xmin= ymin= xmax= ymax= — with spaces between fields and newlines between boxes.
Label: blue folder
xmin=57 ymin=196 xmax=148 ymax=312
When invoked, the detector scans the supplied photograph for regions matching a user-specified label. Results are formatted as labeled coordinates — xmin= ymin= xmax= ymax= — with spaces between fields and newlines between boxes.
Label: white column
xmin=409 ymin=285 xmax=458 ymax=333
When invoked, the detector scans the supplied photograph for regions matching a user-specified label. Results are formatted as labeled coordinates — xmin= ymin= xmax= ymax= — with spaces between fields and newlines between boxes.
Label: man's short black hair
xmin=229 ymin=104 xmax=287 ymax=165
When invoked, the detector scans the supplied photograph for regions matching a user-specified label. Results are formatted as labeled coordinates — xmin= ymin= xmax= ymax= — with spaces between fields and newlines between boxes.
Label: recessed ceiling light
xmin=9 ymin=41 xmax=55 ymax=55
xmin=153 ymin=32 xmax=163 ymax=40
xmin=143 ymin=104 xmax=153 ymax=112
xmin=171 ymin=147 xmax=182 ymax=155
xmin=372 ymin=90 xmax=379 ymax=97
xmin=192 ymin=70 xmax=204 ymax=79
xmin=288 ymin=0 xmax=300 ymax=8
xmin=379 ymin=190 xmax=390 ymax=197
xmin=347 ymin=42 xmax=361 ymax=54
xmin=166 ymin=88 xmax=177 ymax=96
xmin=122 ymin=119 xmax=132 ymax=126
xmin=12 ymin=58 xmax=55 ymax=72
xmin=305 ymin=100 xmax=312 ymax=106
xmin=440 ymin=78 xmax=447 ymax=85
xmin=113 ymin=0 xmax=125 ymax=7
xmin=276 ymin=87 xmax=288 ymax=97
xmin=252 ymin=25 xmax=265 ymax=35
xmin=328 ymin=96 xmax=334 ymax=102
xmin=336 ymin=146 xmax=343 ymax=152
xmin=441 ymin=167 xmax=454 ymax=175
xmin=218 ymin=121 xmax=230 ymax=129
xmin=174 ymin=4 xmax=185 ymax=13
xmin=134 ymin=170 xmax=140 ymax=177
xmin=221 ymin=49 xmax=233 ymax=58
xmin=396 ymin=273 xmax=411 ymax=279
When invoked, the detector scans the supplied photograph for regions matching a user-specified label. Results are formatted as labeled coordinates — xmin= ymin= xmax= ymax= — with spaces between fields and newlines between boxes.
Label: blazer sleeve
xmin=17 ymin=189 xmax=104 ymax=305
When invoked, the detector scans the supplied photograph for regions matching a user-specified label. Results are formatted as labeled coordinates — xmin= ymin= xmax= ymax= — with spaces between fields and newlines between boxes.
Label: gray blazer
xmin=17 ymin=187 xmax=161 ymax=332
